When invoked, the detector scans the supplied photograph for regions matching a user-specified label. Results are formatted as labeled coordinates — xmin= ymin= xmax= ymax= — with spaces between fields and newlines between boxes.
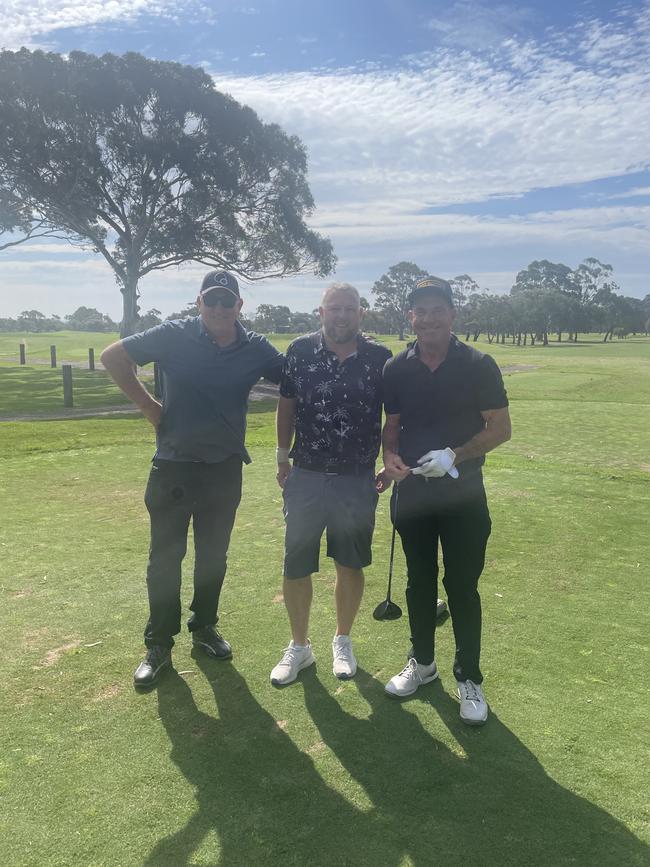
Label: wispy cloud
xmin=609 ymin=186 xmax=650 ymax=200
xmin=210 ymin=2 xmax=650 ymax=282
xmin=1 ymin=0 xmax=192 ymax=50
xmin=425 ymin=0 xmax=538 ymax=50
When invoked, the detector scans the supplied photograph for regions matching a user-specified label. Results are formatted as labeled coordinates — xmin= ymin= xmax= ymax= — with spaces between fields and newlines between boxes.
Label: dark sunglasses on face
xmin=202 ymin=290 xmax=238 ymax=308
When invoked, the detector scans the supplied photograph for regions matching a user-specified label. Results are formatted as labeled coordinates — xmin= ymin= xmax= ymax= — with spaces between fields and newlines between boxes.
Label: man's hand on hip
xmin=140 ymin=397 xmax=163 ymax=428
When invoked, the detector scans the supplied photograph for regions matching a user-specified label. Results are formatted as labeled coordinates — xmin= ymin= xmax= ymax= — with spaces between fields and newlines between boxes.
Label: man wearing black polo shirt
xmin=271 ymin=283 xmax=392 ymax=685
xmin=382 ymin=276 xmax=511 ymax=724
xmin=101 ymin=270 xmax=283 ymax=688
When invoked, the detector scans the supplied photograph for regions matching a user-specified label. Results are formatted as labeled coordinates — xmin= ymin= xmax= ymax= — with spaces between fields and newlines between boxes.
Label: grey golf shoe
xmin=270 ymin=640 xmax=315 ymax=686
xmin=457 ymin=679 xmax=488 ymax=725
xmin=385 ymin=658 xmax=438 ymax=697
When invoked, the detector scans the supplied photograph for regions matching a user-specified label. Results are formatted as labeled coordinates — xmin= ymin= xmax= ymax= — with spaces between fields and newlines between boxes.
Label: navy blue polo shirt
xmin=122 ymin=317 xmax=283 ymax=464
xmin=383 ymin=335 xmax=508 ymax=480
xmin=280 ymin=331 xmax=392 ymax=470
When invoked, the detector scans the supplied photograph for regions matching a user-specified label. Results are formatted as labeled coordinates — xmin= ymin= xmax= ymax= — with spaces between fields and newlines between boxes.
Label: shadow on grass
xmin=148 ymin=664 xmax=647 ymax=867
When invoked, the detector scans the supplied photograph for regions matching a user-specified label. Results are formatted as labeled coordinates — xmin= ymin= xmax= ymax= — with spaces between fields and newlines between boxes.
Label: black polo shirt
xmin=383 ymin=335 xmax=508 ymax=479
xmin=122 ymin=317 xmax=283 ymax=464
xmin=280 ymin=331 xmax=392 ymax=471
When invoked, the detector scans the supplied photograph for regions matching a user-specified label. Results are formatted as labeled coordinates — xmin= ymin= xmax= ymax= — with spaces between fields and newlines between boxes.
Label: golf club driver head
xmin=373 ymin=598 xmax=403 ymax=621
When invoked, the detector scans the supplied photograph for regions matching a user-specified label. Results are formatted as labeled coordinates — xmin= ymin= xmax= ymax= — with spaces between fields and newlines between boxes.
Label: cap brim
xmin=199 ymin=286 xmax=239 ymax=297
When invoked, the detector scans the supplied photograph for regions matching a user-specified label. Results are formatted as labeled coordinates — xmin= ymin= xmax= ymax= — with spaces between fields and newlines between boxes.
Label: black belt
xmin=293 ymin=460 xmax=373 ymax=476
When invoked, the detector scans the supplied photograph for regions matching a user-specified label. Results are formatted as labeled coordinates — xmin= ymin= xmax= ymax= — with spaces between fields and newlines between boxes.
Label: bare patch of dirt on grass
xmin=501 ymin=364 xmax=537 ymax=374
xmin=640 ymin=464 xmax=650 ymax=473
xmin=305 ymin=740 xmax=326 ymax=755
xmin=272 ymin=593 xmax=284 ymax=603
xmin=9 ymin=589 xmax=31 ymax=599
xmin=271 ymin=720 xmax=288 ymax=734
xmin=93 ymin=683 xmax=123 ymax=702
xmin=22 ymin=628 xmax=50 ymax=651
xmin=41 ymin=640 xmax=82 ymax=667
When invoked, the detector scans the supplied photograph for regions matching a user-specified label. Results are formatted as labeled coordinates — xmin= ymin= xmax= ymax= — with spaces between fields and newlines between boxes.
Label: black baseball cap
xmin=200 ymin=270 xmax=240 ymax=297
xmin=407 ymin=276 xmax=453 ymax=308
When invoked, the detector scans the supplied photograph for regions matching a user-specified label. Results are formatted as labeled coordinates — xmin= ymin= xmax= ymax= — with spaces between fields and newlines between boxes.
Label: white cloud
xmin=206 ymin=4 xmax=650 ymax=296
xmin=609 ymin=187 xmax=650 ymax=200
xmin=1 ymin=0 xmax=191 ymax=50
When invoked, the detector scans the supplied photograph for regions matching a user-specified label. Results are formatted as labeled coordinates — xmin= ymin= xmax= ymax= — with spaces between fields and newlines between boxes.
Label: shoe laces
xmin=461 ymin=680 xmax=483 ymax=702
xmin=147 ymin=646 xmax=168 ymax=666
xmin=279 ymin=644 xmax=303 ymax=666
xmin=398 ymin=658 xmax=420 ymax=682
xmin=333 ymin=637 xmax=352 ymax=661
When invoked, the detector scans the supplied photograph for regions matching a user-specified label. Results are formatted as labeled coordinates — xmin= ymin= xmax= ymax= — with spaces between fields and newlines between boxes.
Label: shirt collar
xmin=198 ymin=317 xmax=249 ymax=347
xmin=315 ymin=330 xmax=367 ymax=356
xmin=406 ymin=333 xmax=462 ymax=362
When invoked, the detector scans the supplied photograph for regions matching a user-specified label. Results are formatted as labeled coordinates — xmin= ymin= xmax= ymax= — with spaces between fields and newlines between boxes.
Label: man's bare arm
xmin=100 ymin=341 xmax=162 ymax=427
xmin=453 ymin=407 xmax=512 ymax=464
xmin=276 ymin=395 xmax=297 ymax=488
xmin=381 ymin=413 xmax=411 ymax=481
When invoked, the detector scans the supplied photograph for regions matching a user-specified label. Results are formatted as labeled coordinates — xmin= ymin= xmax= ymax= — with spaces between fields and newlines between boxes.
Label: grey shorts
xmin=282 ymin=467 xmax=379 ymax=579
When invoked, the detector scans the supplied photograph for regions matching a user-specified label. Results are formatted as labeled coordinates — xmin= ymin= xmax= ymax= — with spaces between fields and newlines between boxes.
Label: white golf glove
xmin=412 ymin=447 xmax=459 ymax=479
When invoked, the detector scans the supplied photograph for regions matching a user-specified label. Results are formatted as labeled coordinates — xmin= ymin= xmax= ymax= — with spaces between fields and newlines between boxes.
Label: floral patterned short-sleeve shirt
xmin=280 ymin=331 xmax=392 ymax=470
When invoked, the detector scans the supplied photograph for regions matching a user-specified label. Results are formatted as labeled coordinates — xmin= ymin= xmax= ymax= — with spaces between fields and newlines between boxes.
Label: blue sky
xmin=1 ymin=0 xmax=649 ymax=319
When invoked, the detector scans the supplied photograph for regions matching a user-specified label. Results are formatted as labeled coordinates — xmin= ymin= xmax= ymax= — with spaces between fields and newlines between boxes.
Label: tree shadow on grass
xmin=302 ymin=669 xmax=648 ymax=867
xmin=145 ymin=661 xmax=397 ymax=867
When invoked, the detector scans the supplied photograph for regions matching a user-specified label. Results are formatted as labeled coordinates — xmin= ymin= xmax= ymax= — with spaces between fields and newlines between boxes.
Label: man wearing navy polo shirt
xmin=101 ymin=271 xmax=283 ymax=687
xmin=271 ymin=283 xmax=392 ymax=685
xmin=382 ymin=276 xmax=511 ymax=724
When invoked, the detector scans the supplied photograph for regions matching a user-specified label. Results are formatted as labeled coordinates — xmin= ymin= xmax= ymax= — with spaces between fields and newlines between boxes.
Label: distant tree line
xmin=3 ymin=256 xmax=649 ymax=342
xmin=369 ymin=258 xmax=650 ymax=344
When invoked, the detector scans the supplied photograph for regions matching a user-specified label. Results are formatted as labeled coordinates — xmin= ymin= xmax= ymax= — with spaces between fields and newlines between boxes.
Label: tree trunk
xmin=557 ymin=331 xmax=562 ymax=341
xmin=120 ymin=274 xmax=141 ymax=337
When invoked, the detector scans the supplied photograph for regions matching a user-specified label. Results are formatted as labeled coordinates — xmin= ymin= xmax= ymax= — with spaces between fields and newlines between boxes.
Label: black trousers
xmin=143 ymin=456 xmax=242 ymax=648
xmin=393 ymin=475 xmax=491 ymax=683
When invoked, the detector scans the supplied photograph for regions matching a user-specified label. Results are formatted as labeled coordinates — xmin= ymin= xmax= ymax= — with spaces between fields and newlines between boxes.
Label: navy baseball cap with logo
xmin=200 ymin=270 xmax=240 ymax=297
xmin=407 ymin=276 xmax=454 ymax=308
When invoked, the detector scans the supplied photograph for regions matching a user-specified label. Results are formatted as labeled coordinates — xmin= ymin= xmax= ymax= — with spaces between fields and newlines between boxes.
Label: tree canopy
xmin=0 ymin=49 xmax=335 ymax=335
xmin=371 ymin=261 xmax=429 ymax=340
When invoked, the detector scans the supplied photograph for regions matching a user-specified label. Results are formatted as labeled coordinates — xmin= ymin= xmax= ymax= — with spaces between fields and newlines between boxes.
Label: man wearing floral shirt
xmin=271 ymin=283 xmax=392 ymax=685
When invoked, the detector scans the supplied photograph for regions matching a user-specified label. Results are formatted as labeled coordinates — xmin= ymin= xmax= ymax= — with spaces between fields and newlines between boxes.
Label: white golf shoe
xmin=384 ymin=658 xmax=438 ymax=697
xmin=270 ymin=640 xmax=315 ymax=686
xmin=332 ymin=634 xmax=357 ymax=680
xmin=457 ymin=679 xmax=488 ymax=725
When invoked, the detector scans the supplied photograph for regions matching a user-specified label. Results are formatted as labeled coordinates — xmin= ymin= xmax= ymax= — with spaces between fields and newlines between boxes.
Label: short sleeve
xmin=279 ymin=344 xmax=298 ymax=398
xmin=475 ymin=355 xmax=509 ymax=410
xmin=122 ymin=321 xmax=178 ymax=365
xmin=382 ymin=358 xmax=402 ymax=415
xmin=248 ymin=332 xmax=284 ymax=385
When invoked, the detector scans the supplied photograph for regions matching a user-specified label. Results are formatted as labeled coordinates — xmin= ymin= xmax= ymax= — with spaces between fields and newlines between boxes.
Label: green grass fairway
xmin=1 ymin=339 xmax=649 ymax=866
xmin=0 ymin=331 xmax=120 ymax=363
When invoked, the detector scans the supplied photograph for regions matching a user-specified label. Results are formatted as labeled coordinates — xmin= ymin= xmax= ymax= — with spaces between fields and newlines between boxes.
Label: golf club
xmin=373 ymin=481 xmax=450 ymax=622
xmin=373 ymin=481 xmax=402 ymax=620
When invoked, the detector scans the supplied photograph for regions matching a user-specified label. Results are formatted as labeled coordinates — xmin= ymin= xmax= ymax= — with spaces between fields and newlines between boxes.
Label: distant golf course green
xmin=1 ymin=331 xmax=648 ymax=865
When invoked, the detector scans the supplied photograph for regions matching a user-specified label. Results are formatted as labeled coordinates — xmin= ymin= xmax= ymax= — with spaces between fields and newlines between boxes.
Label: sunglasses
xmin=201 ymin=290 xmax=238 ymax=308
